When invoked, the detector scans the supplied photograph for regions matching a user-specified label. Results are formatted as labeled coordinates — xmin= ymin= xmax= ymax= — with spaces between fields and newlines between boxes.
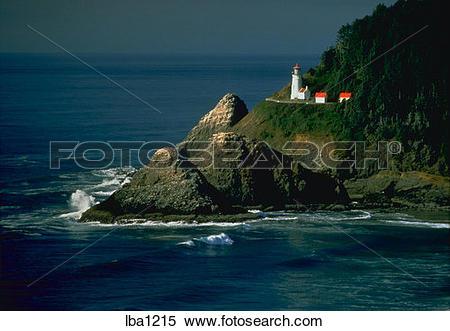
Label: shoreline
xmin=79 ymin=202 xmax=450 ymax=225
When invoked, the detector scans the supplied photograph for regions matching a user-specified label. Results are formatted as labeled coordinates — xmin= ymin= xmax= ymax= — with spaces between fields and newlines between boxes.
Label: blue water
xmin=0 ymin=54 xmax=449 ymax=310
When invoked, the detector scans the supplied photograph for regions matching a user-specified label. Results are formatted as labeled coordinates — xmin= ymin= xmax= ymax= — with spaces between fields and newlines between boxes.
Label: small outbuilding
xmin=339 ymin=93 xmax=352 ymax=102
xmin=315 ymin=92 xmax=327 ymax=103
xmin=298 ymin=86 xmax=311 ymax=100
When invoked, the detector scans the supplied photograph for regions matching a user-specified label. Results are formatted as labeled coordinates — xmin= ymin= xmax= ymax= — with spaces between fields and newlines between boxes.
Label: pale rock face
xmin=185 ymin=93 xmax=248 ymax=141
xmin=211 ymin=131 xmax=246 ymax=144
xmin=151 ymin=147 xmax=178 ymax=167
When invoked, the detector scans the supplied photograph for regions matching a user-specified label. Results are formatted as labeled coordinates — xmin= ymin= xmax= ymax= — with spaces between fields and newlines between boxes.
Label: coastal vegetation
xmin=264 ymin=0 xmax=448 ymax=175
xmin=234 ymin=101 xmax=339 ymax=150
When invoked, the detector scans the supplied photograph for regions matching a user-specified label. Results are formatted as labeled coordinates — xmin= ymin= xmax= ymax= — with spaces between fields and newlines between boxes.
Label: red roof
xmin=339 ymin=93 xmax=352 ymax=98
xmin=299 ymin=88 xmax=306 ymax=93
xmin=315 ymin=92 xmax=327 ymax=97
xmin=293 ymin=63 xmax=300 ymax=69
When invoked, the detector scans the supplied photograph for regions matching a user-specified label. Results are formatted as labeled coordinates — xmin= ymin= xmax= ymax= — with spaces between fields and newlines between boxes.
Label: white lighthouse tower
xmin=290 ymin=63 xmax=302 ymax=100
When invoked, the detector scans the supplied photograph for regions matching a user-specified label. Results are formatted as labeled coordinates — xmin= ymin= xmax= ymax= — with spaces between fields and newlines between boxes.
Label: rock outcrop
xmin=185 ymin=93 xmax=248 ymax=141
xmin=81 ymin=154 xmax=231 ymax=223
xmin=80 ymin=94 xmax=348 ymax=223
xmin=185 ymin=131 xmax=347 ymax=206
xmin=344 ymin=170 xmax=450 ymax=208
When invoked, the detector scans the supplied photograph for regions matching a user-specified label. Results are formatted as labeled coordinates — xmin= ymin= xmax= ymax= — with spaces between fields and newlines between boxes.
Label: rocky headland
xmin=80 ymin=93 xmax=449 ymax=224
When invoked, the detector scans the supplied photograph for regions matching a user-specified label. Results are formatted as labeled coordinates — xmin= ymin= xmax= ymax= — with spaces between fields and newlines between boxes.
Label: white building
xmin=339 ymin=92 xmax=351 ymax=102
xmin=315 ymin=92 xmax=327 ymax=103
xmin=290 ymin=64 xmax=302 ymax=100
xmin=299 ymin=86 xmax=311 ymax=100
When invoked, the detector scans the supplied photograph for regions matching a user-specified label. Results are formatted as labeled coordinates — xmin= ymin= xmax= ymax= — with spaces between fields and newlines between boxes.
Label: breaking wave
xmin=59 ymin=189 xmax=96 ymax=219
xmin=60 ymin=167 xmax=135 ymax=220
xmin=177 ymin=240 xmax=196 ymax=247
xmin=196 ymin=233 xmax=234 ymax=245
xmin=176 ymin=233 xmax=234 ymax=247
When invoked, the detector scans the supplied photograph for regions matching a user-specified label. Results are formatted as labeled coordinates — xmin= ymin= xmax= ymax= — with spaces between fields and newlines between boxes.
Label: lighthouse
xmin=290 ymin=63 xmax=302 ymax=100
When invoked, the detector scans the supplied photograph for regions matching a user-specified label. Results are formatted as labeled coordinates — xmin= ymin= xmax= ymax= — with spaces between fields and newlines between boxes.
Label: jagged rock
xmin=185 ymin=93 xmax=248 ymax=141
xmin=198 ymin=133 xmax=286 ymax=206
xmin=183 ymin=131 xmax=348 ymax=206
xmin=80 ymin=161 xmax=230 ymax=222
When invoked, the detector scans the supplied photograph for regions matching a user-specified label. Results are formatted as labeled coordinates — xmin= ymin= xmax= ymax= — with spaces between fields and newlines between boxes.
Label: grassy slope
xmin=233 ymin=100 xmax=341 ymax=150
xmin=269 ymin=83 xmax=291 ymax=101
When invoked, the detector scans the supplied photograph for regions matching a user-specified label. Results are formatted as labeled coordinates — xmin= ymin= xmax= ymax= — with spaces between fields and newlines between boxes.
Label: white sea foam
xmin=248 ymin=209 xmax=267 ymax=217
xmin=249 ymin=209 xmax=300 ymax=221
xmin=382 ymin=220 xmax=450 ymax=229
xmin=196 ymin=233 xmax=234 ymax=245
xmin=92 ymin=178 xmax=121 ymax=188
xmin=59 ymin=189 xmax=96 ymax=219
xmin=262 ymin=215 xmax=298 ymax=221
xmin=90 ymin=219 xmax=258 ymax=228
xmin=120 ymin=177 xmax=132 ymax=186
xmin=349 ymin=210 xmax=372 ymax=220
xmin=177 ymin=240 xmax=196 ymax=247
xmin=60 ymin=168 xmax=132 ymax=218
xmin=69 ymin=189 xmax=95 ymax=210
xmin=319 ymin=210 xmax=372 ymax=222
xmin=59 ymin=211 xmax=84 ymax=219
xmin=92 ymin=167 xmax=136 ymax=178
xmin=92 ymin=190 xmax=116 ymax=197
xmin=90 ymin=169 xmax=133 ymax=190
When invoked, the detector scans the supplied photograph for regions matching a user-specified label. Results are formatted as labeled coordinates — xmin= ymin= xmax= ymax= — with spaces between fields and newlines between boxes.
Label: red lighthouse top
xmin=293 ymin=63 xmax=300 ymax=69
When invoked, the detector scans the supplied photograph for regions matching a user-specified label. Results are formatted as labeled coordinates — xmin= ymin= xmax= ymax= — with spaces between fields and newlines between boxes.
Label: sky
xmin=0 ymin=0 xmax=398 ymax=54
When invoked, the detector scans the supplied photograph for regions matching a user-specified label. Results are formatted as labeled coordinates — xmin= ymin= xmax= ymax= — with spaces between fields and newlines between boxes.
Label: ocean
xmin=0 ymin=53 xmax=449 ymax=310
